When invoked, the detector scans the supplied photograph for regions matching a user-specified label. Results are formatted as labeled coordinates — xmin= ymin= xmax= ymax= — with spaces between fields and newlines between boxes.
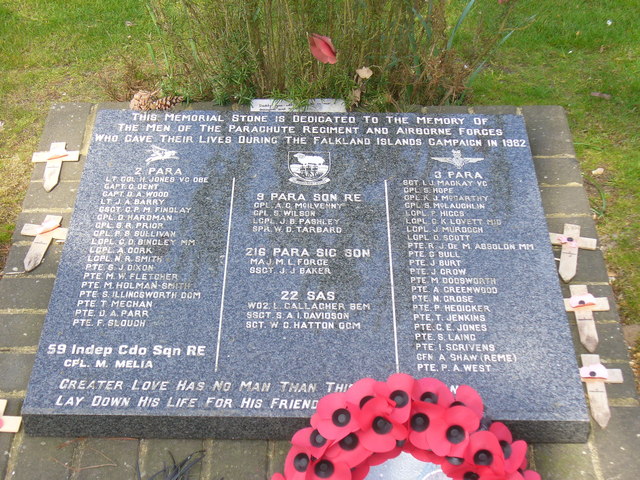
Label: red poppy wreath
xmin=271 ymin=374 xmax=541 ymax=480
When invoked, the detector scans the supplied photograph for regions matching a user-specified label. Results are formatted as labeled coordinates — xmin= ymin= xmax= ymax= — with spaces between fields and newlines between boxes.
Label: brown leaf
xmin=355 ymin=66 xmax=373 ymax=80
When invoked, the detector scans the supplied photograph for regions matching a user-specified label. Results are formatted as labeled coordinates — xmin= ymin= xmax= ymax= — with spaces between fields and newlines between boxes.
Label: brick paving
xmin=0 ymin=103 xmax=637 ymax=480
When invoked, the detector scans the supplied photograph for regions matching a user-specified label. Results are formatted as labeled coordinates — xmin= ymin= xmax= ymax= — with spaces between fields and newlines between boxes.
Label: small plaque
xmin=24 ymin=110 xmax=588 ymax=441
xmin=250 ymin=98 xmax=346 ymax=112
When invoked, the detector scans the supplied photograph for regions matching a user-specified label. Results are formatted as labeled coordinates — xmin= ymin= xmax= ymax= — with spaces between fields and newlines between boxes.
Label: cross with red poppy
xmin=0 ymin=399 xmax=22 ymax=433
xmin=32 ymin=142 xmax=80 ymax=192
xmin=580 ymin=354 xmax=623 ymax=428
xmin=20 ymin=215 xmax=68 ymax=272
xmin=564 ymin=285 xmax=610 ymax=352
xmin=549 ymin=224 xmax=597 ymax=282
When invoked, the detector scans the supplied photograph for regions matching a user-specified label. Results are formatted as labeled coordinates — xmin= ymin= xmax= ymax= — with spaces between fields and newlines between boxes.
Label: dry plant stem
xmin=50 ymin=447 xmax=118 ymax=473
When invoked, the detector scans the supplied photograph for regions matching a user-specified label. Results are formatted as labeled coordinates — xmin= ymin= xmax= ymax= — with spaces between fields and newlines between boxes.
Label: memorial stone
xmin=23 ymin=109 xmax=588 ymax=441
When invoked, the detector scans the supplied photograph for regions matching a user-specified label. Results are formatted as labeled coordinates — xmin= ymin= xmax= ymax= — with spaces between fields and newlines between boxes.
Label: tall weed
xmin=147 ymin=0 xmax=524 ymax=107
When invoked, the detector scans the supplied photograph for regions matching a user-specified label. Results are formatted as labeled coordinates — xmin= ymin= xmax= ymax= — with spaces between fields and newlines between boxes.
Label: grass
xmin=0 ymin=0 xmax=156 ymax=267
xmin=0 ymin=0 xmax=638 ymax=329
xmin=469 ymin=0 xmax=640 ymax=322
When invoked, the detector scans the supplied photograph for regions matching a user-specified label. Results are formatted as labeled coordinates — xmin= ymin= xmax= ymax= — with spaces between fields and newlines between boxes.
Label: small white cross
xmin=20 ymin=215 xmax=68 ymax=272
xmin=549 ymin=224 xmax=597 ymax=282
xmin=32 ymin=142 xmax=80 ymax=192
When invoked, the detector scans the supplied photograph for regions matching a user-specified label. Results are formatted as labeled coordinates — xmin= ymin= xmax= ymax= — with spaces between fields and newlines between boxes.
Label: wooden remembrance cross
xmin=564 ymin=285 xmax=610 ymax=352
xmin=549 ymin=223 xmax=598 ymax=283
xmin=31 ymin=142 xmax=80 ymax=192
xmin=0 ymin=399 xmax=21 ymax=433
xmin=20 ymin=215 xmax=68 ymax=272
xmin=580 ymin=354 xmax=623 ymax=428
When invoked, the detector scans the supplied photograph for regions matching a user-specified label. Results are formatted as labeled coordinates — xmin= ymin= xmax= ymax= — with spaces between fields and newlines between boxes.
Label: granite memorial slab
xmin=23 ymin=110 xmax=589 ymax=441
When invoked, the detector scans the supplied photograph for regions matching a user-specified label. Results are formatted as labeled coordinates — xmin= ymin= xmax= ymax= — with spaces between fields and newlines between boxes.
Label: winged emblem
xmin=431 ymin=150 xmax=484 ymax=169
xmin=145 ymin=145 xmax=179 ymax=164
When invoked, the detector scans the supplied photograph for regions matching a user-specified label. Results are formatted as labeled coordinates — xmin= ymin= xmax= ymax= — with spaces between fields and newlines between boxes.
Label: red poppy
xmin=292 ymin=427 xmax=331 ymax=459
xmin=350 ymin=463 xmax=370 ymax=480
xmin=283 ymin=445 xmax=352 ymax=480
xmin=452 ymin=385 xmax=484 ymax=419
xmin=357 ymin=397 xmax=408 ymax=453
xmin=345 ymin=377 xmax=379 ymax=410
xmin=283 ymin=445 xmax=315 ymax=480
xmin=441 ymin=463 xmax=505 ymax=480
xmin=308 ymin=33 xmax=337 ymax=64
xmin=374 ymin=373 xmax=415 ymax=423
xmin=489 ymin=422 xmax=528 ymax=473
xmin=325 ymin=431 xmax=372 ymax=468
xmin=426 ymin=405 xmax=480 ymax=457
xmin=464 ymin=431 xmax=506 ymax=475
xmin=407 ymin=401 xmax=446 ymax=451
xmin=311 ymin=392 xmax=360 ymax=440
xmin=271 ymin=474 xmax=286 ymax=480
xmin=308 ymin=458 xmax=351 ymax=480
xmin=412 ymin=377 xmax=455 ymax=407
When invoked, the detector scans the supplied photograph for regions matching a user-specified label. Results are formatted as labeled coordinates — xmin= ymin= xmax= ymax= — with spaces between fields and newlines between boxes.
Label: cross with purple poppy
xmin=564 ymin=285 xmax=610 ymax=352
xmin=549 ymin=224 xmax=597 ymax=282
xmin=580 ymin=354 xmax=623 ymax=428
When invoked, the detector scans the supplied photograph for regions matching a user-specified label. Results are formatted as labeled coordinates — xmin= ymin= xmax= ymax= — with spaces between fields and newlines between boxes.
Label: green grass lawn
xmin=0 ymin=0 xmax=155 ymax=247
xmin=471 ymin=0 xmax=640 ymax=321
xmin=0 ymin=0 xmax=638 ymax=327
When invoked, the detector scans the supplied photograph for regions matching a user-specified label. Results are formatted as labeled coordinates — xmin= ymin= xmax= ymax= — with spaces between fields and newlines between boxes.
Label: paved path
xmin=0 ymin=103 xmax=638 ymax=479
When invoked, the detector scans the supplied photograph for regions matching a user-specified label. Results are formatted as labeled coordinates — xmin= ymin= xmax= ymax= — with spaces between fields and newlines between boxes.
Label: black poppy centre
xmin=372 ymin=416 xmax=392 ymax=435
xmin=391 ymin=389 xmax=409 ymax=407
xmin=446 ymin=425 xmax=465 ymax=444
xmin=474 ymin=449 xmax=494 ymax=466
xmin=314 ymin=460 xmax=335 ymax=478
xmin=410 ymin=413 xmax=430 ymax=432
xmin=332 ymin=408 xmax=351 ymax=427
xmin=339 ymin=433 xmax=359 ymax=451
xmin=310 ymin=429 xmax=327 ymax=447
xmin=421 ymin=391 xmax=439 ymax=403
xmin=293 ymin=453 xmax=310 ymax=472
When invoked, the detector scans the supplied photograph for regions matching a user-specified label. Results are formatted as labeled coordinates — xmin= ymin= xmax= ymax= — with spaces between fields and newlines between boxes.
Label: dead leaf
xmin=356 ymin=66 xmax=373 ymax=80
xmin=351 ymin=87 xmax=362 ymax=105
xmin=590 ymin=92 xmax=612 ymax=100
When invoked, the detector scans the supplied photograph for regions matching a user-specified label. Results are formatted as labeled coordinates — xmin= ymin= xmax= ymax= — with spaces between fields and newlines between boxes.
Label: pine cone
xmin=129 ymin=91 xmax=183 ymax=111
xmin=150 ymin=95 xmax=184 ymax=110
xmin=129 ymin=90 xmax=156 ymax=111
